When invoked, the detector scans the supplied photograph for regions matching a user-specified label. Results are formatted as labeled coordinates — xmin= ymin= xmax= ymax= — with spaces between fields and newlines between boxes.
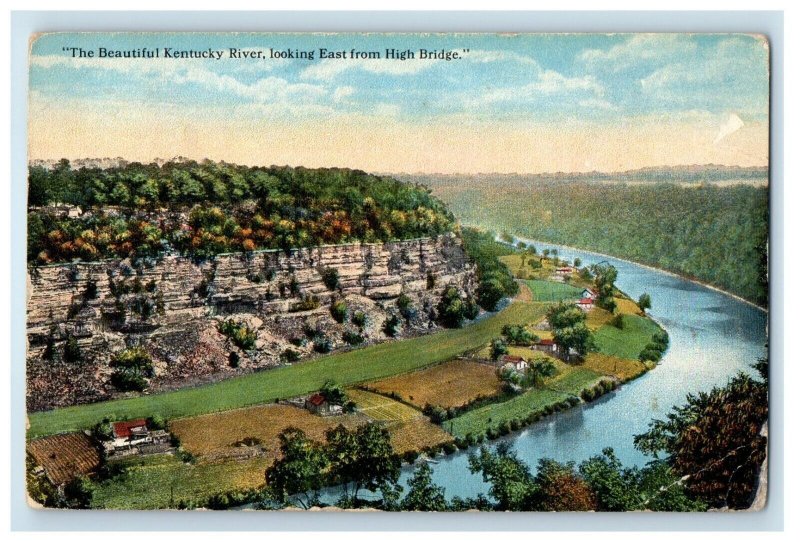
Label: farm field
xmin=446 ymin=387 xmax=569 ymax=438
xmin=615 ymin=297 xmax=644 ymax=316
xmin=169 ymin=404 xmax=366 ymax=460
xmin=594 ymin=314 xmax=663 ymax=360
xmin=586 ymin=307 xmax=614 ymax=330
xmin=89 ymin=453 xmax=271 ymax=509
xmin=525 ymin=279 xmax=584 ymax=302
xmin=27 ymin=432 xmax=102 ymax=486
xmin=347 ymin=389 xmax=453 ymax=453
xmin=365 ymin=359 xmax=504 ymax=410
xmin=581 ymin=353 xmax=648 ymax=381
xmin=28 ymin=301 xmax=550 ymax=439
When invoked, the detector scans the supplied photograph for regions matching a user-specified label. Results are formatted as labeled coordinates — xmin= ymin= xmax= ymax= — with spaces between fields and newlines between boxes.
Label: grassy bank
xmin=28 ymin=301 xmax=548 ymax=439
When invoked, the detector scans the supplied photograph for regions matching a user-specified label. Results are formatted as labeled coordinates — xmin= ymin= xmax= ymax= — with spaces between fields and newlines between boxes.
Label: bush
xmin=281 ymin=348 xmax=301 ymax=363
xmin=320 ymin=267 xmax=339 ymax=291
xmin=62 ymin=335 xmax=83 ymax=364
xmin=228 ymin=351 xmax=240 ymax=368
xmin=351 ymin=311 xmax=367 ymax=329
xmin=382 ymin=314 xmax=401 ymax=337
xmin=330 ymin=300 xmax=348 ymax=323
xmin=218 ymin=320 xmax=257 ymax=350
xmin=289 ymin=336 xmax=307 ymax=347
xmin=510 ymin=418 xmax=521 ymax=431
xmin=291 ymin=295 xmax=320 ymax=312
xmin=498 ymin=421 xmax=512 ymax=436
xmin=110 ymin=369 xmax=148 ymax=392
xmin=313 ymin=337 xmax=332 ymax=354
xmin=443 ymin=442 xmax=458 ymax=455
xmin=342 ymin=330 xmax=364 ymax=346
xmin=423 ymin=404 xmax=448 ymax=424
xmin=402 ymin=450 xmax=420 ymax=464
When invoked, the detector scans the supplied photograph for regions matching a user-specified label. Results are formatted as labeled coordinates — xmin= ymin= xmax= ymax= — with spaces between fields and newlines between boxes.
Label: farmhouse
xmin=555 ymin=267 xmax=575 ymax=276
xmin=533 ymin=338 xmax=558 ymax=354
xmin=576 ymin=298 xmax=595 ymax=311
xmin=582 ymin=288 xmax=598 ymax=300
xmin=500 ymin=354 xmax=528 ymax=372
xmin=305 ymin=393 xmax=342 ymax=416
xmin=105 ymin=419 xmax=171 ymax=457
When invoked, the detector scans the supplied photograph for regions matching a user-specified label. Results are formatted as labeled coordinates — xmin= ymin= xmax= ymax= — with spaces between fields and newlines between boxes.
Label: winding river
xmin=323 ymin=239 xmax=769 ymax=503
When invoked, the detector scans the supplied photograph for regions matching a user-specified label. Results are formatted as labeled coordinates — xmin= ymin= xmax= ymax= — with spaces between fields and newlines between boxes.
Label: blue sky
xmin=28 ymin=33 xmax=770 ymax=173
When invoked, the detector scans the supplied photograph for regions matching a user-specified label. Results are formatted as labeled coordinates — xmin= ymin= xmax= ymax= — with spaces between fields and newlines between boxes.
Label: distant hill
xmin=395 ymin=165 xmax=768 ymax=188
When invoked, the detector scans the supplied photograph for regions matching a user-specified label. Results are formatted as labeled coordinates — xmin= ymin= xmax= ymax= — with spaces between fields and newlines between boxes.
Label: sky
xmin=28 ymin=33 xmax=770 ymax=174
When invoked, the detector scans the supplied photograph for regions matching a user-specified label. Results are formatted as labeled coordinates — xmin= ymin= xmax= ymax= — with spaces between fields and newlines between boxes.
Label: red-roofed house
xmin=500 ymin=355 xmax=528 ymax=372
xmin=576 ymin=298 xmax=595 ymax=311
xmin=112 ymin=419 xmax=149 ymax=440
xmin=305 ymin=393 xmax=339 ymax=415
xmin=555 ymin=267 xmax=575 ymax=276
xmin=533 ymin=338 xmax=558 ymax=354
xmin=582 ymin=288 xmax=598 ymax=300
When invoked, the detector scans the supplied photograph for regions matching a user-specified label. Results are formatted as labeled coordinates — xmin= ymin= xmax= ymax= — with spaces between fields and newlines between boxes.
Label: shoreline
xmin=494 ymin=232 xmax=768 ymax=315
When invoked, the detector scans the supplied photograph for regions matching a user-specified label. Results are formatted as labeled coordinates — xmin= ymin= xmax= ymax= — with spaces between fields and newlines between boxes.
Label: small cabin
xmin=555 ymin=267 xmax=575 ymax=276
xmin=533 ymin=338 xmax=558 ymax=354
xmin=576 ymin=298 xmax=594 ymax=311
xmin=500 ymin=355 xmax=528 ymax=372
xmin=582 ymin=288 xmax=598 ymax=300
xmin=305 ymin=393 xmax=341 ymax=416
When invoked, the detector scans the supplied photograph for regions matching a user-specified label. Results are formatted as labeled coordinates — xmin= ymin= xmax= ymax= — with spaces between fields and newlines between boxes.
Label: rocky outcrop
xmin=26 ymin=234 xmax=476 ymax=411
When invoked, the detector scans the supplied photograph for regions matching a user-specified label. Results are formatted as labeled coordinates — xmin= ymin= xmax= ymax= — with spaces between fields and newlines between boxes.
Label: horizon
xmin=29 ymin=33 xmax=769 ymax=173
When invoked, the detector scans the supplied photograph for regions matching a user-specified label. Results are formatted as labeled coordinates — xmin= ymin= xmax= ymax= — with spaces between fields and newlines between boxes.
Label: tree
xmin=546 ymin=302 xmax=596 ymax=359
xmin=468 ymin=442 xmax=535 ymax=510
xmin=476 ymin=276 xmax=505 ymax=311
xmin=591 ymin=263 xmax=618 ymax=312
xmin=325 ymin=423 xmax=401 ymax=506
xmin=638 ymin=292 xmax=652 ymax=311
xmin=109 ymin=347 xmax=154 ymax=392
xmin=633 ymin=360 xmax=768 ymax=509
xmin=490 ymin=338 xmax=509 ymax=360
xmin=530 ymin=459 xmax=597 ymax=511
xmin=401 ymin=463 xmax=449 ymax=511
xmin=62 ymin=335 xmax=82 ymax=364
xmin=525 ymin=358 xmax=557 ymax=388
xmin=382 ymin=314 xmax=401 ymax=337
xmin=320 ymin=267 xmax=339 ymax=291
xmin=265 ymin=428 xmax=328 ymax=509
xmin=573 ymin=257 xmax=582 ymax=268
xmin=437 ymin=286 xmax=469 ymax=328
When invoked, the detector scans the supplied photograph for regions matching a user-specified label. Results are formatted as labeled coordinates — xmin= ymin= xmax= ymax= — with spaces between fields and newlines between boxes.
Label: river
xmin=324 ymin=239 xmax=769 ymax=503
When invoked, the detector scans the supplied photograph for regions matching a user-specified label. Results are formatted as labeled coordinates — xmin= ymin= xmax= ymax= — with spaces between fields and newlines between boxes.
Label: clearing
xmin=594 ymin=314 xmax=663 ymax=360
xmin=364 ymin=359 xmax=504 ymax=410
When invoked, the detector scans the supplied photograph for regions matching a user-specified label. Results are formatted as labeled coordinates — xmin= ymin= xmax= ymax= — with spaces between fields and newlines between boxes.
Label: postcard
xmin=25 ymin=32 xmax=769 ymax=512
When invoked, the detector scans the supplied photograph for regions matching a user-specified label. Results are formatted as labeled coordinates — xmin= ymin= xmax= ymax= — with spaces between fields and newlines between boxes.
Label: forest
xmin=420 ymin=178 xmax=769 ymax=307
xmin=27 ymin=160 xmax=455 ymax=264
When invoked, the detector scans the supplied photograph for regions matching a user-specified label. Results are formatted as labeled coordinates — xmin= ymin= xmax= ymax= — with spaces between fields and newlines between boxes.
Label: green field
xmin=524 ymin=280 xmax=584 ymax=302
xmin=547 ymin=368 xmax=603 ymax=395
xmin=446 ymin=388 xmax=570 ymax=438
xmin=28 ymin=302 xmax=549 ymax=439
xmin=594 ymin=314 xmax=663 ymax=360
xmin=89 ymin=454 xmax=270 ymax=510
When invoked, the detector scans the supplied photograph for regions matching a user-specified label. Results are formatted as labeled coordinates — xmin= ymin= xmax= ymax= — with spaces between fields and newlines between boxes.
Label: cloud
xmin=299 ymin=57 xmax=433 ymax=80
xmin=714 ymin=113 xmax=745 ymax=144
xmin=31 ymin=53 xmax=326 ymax=106
xmin=465 ymin=71 xmax=604 ymax=107
xmin=333 ymin=86 xmax=355 ymax=102
xmin=579 ymin=34 xmax=698 ymax=72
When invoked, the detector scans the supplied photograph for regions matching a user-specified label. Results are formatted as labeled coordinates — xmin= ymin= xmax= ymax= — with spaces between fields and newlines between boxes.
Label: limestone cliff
xmin=26 ymin=234 xmax=476 ymax=411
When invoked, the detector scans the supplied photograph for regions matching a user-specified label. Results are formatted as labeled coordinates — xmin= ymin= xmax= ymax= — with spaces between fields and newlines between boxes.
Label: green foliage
xmin=638 ymin=292 xmax=652 ymax=311
xmin=265 ymin=428 xmax=328 ymax=509
xmin=351 ymin=311 xmax=367 ymax=329
xmin=228 ymin=351 xmax=240 ymax=368
xmin=490 ymin=338 xmax=509 ymax=360
xmin=546 ymin=302 xmax=596 ymax=358
xmin=501 ymin=324 xmax=536 ymax=346
xmin=320 ymin=267 xmax=339 ymax=291
xmin=62 ymin=335 xmax=83 ymax=364
xmin=218 ymin=320 xmax=257 ymax=350
xmin=330 ymin=300 xmax=348 ymax=323
xmin=342 ymin=330 xmax=364 ymax=346
xmin=437 ymin=286 xmax=477 ymax=328
xmin=28 ymin=161 xmax=455 ymax=264
xmin=432 ymin=180 xmax=768 ymax=306
xmin=634 ymin=363 xmax=768 ymax=509
xmin=109 ymin=347 xmax=154 ymax=392
xmin=281 ymin=348 xmax=301 ymax=363
xmin=401 ymin=463 xmax=448 ymax=511
xmin=591 ymin=263 xmax=618 ymax=312
xmin=382 ymin=314 xmax=401 ymax=337
xmin=461 ymin=228 xmax=519 ymax=310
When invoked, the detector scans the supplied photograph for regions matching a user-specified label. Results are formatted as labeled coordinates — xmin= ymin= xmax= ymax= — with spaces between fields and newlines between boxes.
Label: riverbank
xmin=497 ymin=232 xmax=768 ymax=314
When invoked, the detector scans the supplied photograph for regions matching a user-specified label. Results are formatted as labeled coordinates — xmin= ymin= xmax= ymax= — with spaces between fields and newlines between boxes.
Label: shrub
xmin=351 ymin=311 xmax=367 ymax=329
xmin=63 ymin=335 xmax=83 ymax=364
xmin=228 ymin=351 xmax=240 ymax=368
xmin=289 ymin=336 xmax=307 ymax=347
xmin=84 ymin=279 xmax=98 ymax=300
xmin=218 ymin=320 xmax=257 ymax=350
xmin=443 ymin=442 xmax=458 ymax=455
xmin=320 ymin=267 xmax=339 ymax=291
xmin=402 ymin=450 xmax=420 ymax=464
xmin=313 ymin=337 xmax=332 ymax=354
xmin=498 ymin=421 xmax=512 ymax=435
xmin=486 ymin=427 xmax=499 ymax=440
xmin=330 ymin=300 xmax=348 ymax=323
xmin=510 ymin=418 xmax=521 ymax=431
xmin=423 ymin=404 xmax=448 ymax=424
xmin=342 ymin=330 xmax=364 ymax=346
xmin=426 ymin=271 xmax=436 ymax=290
xmin=291 ymin=295 xmax=320 ymax=312
xmin=382 ymin=314 xmax=401 ymax=337
xmin=110 ymin=369 xmax=148 ymax=392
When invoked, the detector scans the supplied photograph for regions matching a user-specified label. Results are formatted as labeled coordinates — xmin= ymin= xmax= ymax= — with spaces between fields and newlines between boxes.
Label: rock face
xmin=26 ymin=234 xmax=476 ymax=412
